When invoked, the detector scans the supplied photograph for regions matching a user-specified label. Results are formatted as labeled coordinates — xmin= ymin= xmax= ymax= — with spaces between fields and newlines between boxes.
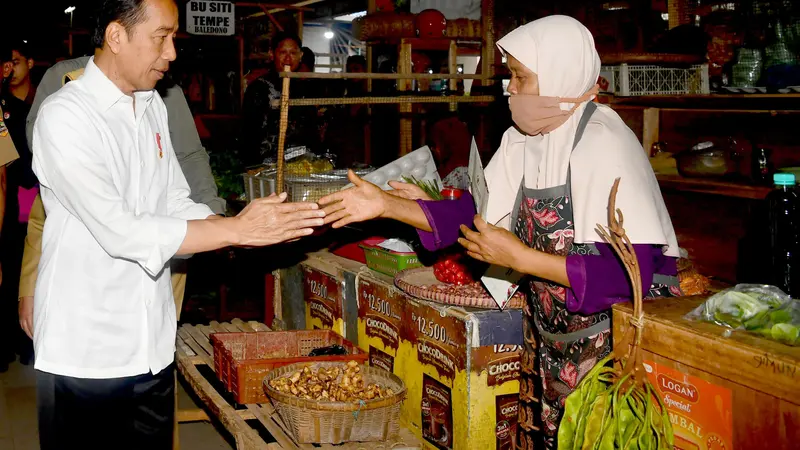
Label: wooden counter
xmin=613 ymin=297 xmax=799 ymax=450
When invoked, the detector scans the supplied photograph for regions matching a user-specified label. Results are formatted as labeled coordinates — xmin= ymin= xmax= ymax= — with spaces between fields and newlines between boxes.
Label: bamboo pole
xmin=449 ymin=40 xmax=458 ymax=111
xmin=276 ymin=65 xmax=291 ymax=192
xmin=288 ymin=95 xmax=495 ymax=106
xmin=278 ymin=72 xmax=494 ymax=80
xmin=398 ymin=40 xmax=413 ymax=156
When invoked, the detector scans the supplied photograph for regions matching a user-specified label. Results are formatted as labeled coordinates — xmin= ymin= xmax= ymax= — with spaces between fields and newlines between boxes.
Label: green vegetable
xmin=558 ymin=357 xmax=672 ymax=450
xmin=706 ymin=291 xmax=770 ymax=322
xmin=402 ymin=176 xmax=443 ymax=200
xmin=770 ymin=323 xmax=800 ymax=345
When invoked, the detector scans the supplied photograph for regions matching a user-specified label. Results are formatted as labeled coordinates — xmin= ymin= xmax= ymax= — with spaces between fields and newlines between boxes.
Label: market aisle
xmin=0 ymin=360 xmax=234 ymax=449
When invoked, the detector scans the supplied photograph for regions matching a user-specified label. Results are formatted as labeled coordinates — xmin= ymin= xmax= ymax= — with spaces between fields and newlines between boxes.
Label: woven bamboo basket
xmin=263 ymin=362 xmax=406 ymax=444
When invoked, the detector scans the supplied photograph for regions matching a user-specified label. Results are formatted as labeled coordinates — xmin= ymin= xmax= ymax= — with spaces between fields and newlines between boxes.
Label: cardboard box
xmin=355 ymin=271 xmax=525 ymax=450
xmin=613 ymin=297 xmax=800 ymax=450
xmin=300 ymin=251 xmax=364 ymax=343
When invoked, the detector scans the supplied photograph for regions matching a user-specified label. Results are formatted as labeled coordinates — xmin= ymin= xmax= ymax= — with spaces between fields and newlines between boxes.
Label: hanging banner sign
xmin=186 ymin=1 xmax=235 ymax=36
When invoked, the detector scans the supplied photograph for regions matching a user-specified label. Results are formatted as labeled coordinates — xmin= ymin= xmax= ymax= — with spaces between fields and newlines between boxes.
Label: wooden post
xmin=398 ymin=40 xmax=413 ymax=156
xmin=276 ymin=66 xmax=291 ymax=192
xmin=238 ymin=37 xmax=245 ymax=111
xmin=449 ymin=40 xmax=458 ymax=111
xmin=297 ymin=11 xmax=304 ymax=39
xmin=642 ymin=107 xmax=660 ymax=156
xmin=481 ymin=0 xmax=496 ymax=81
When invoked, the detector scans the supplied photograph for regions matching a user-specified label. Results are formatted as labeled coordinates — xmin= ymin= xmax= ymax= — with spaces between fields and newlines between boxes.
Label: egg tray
xmin=347 ymin=146 xmax=441 ymax=191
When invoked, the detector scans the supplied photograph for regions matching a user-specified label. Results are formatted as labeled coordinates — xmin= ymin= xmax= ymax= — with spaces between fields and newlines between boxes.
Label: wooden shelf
xmin=601 ymin=93 xmax=800 ymax=111
xmin=657 ymin=174 xmax=771 ymax=200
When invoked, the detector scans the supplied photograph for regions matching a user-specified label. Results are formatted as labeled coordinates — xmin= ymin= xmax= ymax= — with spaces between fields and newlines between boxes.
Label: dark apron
xmin=511 ymin=102 xmax=678 ymax=449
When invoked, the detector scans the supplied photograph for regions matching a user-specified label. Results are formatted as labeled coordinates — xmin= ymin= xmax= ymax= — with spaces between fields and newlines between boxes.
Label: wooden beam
xmin=242 ymin=0 xmax=322 ymax=18
xmin=277 ymin=72 xmax=493 ymax=80
xmin=177 ymin=408 xmax=211 ymax=423
xmin=236 ymin=2 xmax=314 ymax=12
xmin=258 ymin=4 xmax=284 ymax=32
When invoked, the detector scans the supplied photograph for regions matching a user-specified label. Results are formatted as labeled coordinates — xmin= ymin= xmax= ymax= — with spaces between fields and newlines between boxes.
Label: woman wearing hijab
xmin=319 ymin=16 xmax=681 ymax=448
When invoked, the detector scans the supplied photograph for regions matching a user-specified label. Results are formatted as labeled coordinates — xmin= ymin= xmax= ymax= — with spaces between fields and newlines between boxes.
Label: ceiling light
xmin=324 ymin=31 xmax=334 ymax=39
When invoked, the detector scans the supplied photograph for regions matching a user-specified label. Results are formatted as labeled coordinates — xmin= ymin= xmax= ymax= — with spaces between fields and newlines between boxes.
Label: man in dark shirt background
xmin=0 ymin=41 xmax=37 ymax=371
xmin=241 ymin=33 xmax=322 ymax=167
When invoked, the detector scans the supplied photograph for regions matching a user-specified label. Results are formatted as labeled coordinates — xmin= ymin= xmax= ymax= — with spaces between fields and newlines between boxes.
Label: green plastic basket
xmin=359 ymin=243 xmax=422 ymax=277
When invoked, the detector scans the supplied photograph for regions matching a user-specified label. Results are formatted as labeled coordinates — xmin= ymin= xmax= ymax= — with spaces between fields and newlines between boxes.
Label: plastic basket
xmin=600 ymin=64 xmax=710 ymax=96
xmin=243 ymin=171 xmax=277 ymax=203
xmin=263 ymin=362 xmax=406 ymax=444
xmin=360 ymin=242 xmax=422 ymax=277
xmin=285 ymin=176 xmax=349 ymax=203
xmin=211 ymin=330 xmax=368 ymax=404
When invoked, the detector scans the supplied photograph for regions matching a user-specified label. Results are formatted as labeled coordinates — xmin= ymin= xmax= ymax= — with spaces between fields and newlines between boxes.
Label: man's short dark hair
xmin=10 ymin=41 xmax=32 ymax=60
xmin=0 ymin=41 xmax=30 ymax=63
xmin=347 ymin=55 xmax=366 ymax=67
xmin=271 ymin=32 xmax=302 ymax=53
xmin=91 ymin=0 xmax=151 ymax=48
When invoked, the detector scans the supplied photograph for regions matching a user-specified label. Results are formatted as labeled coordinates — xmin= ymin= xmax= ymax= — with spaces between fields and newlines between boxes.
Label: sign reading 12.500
xmin=186 ymin=1 xmax=235 ymax=36
xmin=416 ymin=316 xmax=447 ymax=343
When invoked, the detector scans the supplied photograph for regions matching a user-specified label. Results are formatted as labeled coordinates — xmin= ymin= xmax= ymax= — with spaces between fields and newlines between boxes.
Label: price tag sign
xmin=186 ymin=1 xmax=235 ymax=36
xmin=468 ymin=137 xmax=489 ymax=220
xmin=481 ymin=265 xmax=523 ymax=310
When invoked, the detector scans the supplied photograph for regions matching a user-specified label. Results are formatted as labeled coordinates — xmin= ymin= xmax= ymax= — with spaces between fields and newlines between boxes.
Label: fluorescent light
xmin=334 ymin=11 xmax=366 ymax=22
xmin=64 ymin=6 xmax=76 ymax=14
xmin=324 ymin=31 xmax=334 ymax=39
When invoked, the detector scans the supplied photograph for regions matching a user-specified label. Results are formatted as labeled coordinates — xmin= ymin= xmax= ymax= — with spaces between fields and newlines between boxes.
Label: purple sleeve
xmin=415 ymin=192 xmax=478 ymax=251
xmin=565 ymin=243 xmax=678 ymax=315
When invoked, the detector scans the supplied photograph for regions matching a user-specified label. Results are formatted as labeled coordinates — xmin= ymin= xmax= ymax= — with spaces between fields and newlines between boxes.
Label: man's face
xmin=347 ymin=62 xmax=365 ymax=73
xmin=113 ymin=0 xmax=179 ymax=92
xmin=274 ymin=39 xmax=302 ymax=73
xmin=7 ymin=51 xmax=33 ymax=87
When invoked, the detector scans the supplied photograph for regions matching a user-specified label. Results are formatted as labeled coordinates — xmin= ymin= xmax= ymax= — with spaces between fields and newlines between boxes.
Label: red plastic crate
xmin=211 ymin=330 xmax=368 ymax=404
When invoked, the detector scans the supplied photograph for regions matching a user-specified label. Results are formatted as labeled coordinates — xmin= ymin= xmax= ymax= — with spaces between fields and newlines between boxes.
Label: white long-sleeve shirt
xmin=31 ymin=58 xmax=214 ymax=379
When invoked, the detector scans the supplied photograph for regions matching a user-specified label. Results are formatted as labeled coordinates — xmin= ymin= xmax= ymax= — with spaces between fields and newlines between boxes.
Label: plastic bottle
xmin=767 ymin=173 xmax=800 ymax=296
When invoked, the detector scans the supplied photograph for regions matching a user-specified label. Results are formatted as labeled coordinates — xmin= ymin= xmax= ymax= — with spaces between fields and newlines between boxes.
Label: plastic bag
xmin=685 ymin=284 xmax=799 ymax=346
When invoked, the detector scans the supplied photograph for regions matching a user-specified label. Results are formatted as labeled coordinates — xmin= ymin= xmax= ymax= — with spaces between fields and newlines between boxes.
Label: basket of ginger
xmin=263 ymin=361 xmax=406 ymax=444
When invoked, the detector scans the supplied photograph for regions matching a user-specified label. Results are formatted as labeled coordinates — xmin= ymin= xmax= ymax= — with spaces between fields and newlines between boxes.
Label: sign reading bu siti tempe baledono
xmin=186 ymin=1 xmax=235 ymax=36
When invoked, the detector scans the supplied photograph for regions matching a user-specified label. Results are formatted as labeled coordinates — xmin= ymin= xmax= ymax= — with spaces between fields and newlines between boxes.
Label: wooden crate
xmin=613 ymin=297 xmax=800 ymax=450
xmin=176 ymin=320 xmax=421 ymax=449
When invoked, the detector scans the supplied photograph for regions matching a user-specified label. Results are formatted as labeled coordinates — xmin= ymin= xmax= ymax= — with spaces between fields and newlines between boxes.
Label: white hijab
xmin=486 ymin=16 xmax=680 ymax=257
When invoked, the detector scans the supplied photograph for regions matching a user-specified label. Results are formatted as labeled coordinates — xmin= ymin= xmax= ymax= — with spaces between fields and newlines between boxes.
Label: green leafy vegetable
xmin=402 ymin=176 xmax=443 ymax=200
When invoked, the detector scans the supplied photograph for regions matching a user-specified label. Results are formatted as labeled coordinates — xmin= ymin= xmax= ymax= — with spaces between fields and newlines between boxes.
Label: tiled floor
xmin=0 ymin=360 xmax=234 ymax=450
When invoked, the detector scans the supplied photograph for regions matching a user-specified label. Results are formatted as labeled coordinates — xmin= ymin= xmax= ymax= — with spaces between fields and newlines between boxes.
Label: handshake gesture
xmin=232 ymin=192 xmax=326 ymax=247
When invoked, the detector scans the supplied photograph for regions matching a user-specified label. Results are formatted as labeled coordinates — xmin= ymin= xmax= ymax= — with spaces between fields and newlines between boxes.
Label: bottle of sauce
xmin=767 ymin=173 xmax=800 ymax=296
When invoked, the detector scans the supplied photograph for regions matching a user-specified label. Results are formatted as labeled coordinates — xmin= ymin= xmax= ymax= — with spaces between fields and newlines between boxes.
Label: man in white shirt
xmin=30 ymin=0 xmax=324 ymax=448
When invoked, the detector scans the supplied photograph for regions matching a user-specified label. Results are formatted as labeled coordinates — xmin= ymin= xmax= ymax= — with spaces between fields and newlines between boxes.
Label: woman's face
xmin=506 ymin=55 xmax=540 ymax=96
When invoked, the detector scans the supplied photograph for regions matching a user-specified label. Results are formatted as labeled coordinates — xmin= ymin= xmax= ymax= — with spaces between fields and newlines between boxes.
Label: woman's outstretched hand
xmin=386 ymin=180 xmax=432 ymax=201
xmin=319 ymin=170 xmax=387 ymax=228
xmin=458 ymin=215 xmax=529 ymax=271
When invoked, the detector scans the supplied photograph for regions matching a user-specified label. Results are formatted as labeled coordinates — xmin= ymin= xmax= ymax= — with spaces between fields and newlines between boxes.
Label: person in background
xmin=318 ymin=16 xmax=681 ymax=449
xmin=242 ymin=32 xmax=323 ymax=166
xmin=29 ymin=0 xmax=324 ymax=447
xmin=0 ymin=99 xmax=20 ymax=316
xmin=344 ymin=54 xmax=367 ymax=96
xmin=0 ymin=42 xmax=37 ymax=371
xmin=3 ymin=41 xmax=35 ymax=105
xmin=300 ymin=46 xmax=315 ymax=72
